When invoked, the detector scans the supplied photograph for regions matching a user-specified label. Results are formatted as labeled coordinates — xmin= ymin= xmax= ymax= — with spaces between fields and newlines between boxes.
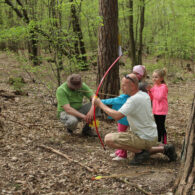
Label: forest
xmin=0 ymin=0 xmax=194 ymax=194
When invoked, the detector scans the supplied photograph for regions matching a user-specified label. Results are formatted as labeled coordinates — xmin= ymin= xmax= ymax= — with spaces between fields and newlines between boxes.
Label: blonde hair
xmin=153 ymin=68 xmax=167 ymax=83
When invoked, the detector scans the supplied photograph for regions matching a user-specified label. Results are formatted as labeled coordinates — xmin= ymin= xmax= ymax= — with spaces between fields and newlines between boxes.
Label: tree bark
xmin=98 ymin=0 xmax=120 ymax=99
xmin=173 ymin=92 xmax=195 ymax=195
xmin=128 ymin=0 xmax=137 ymax=67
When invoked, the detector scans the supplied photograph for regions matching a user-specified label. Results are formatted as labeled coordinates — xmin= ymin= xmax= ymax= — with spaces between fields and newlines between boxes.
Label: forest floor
xmin=0 ymin=52 xmax=195 ymax=195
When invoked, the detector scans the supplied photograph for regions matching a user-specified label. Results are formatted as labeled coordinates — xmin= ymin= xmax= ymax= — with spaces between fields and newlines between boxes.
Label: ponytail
xmin=153 ymin=68 xmax=167 ymax=83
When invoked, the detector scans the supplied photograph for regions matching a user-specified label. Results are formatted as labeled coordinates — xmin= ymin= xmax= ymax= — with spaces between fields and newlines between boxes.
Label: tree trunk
xmin=98 ymin=0 xmax=120 ymax=99
xmin=137 ymin=0 xmax=145 ymax=65
xmin=5 ymin=0 xmax=39 ymax=66
xmin=128 ymin=0 xmax=137 ymax=67
xmin=70 ymin=0 xmax=87 ymax=69
xmin=49 ymin=0 xmax=63 ymax=85
xmin=173 ymin=92 xmax=195 ymax=195
xmin=28 ymin=29 xmax=39 ymax=66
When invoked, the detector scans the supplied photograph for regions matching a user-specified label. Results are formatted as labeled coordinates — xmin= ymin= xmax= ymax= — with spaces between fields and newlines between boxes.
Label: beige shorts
xmin=111 ymin=131 xmax=158 ymax=150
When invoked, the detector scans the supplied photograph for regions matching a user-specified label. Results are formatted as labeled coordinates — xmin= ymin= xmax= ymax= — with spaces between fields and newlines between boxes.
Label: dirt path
xmin=0 ymin=53 xmax=195 ymax=194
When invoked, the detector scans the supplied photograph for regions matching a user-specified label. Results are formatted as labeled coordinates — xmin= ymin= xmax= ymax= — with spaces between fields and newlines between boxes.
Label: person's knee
xmin=104 ymin=134 xmax=113 ymax=145
xmin=60 ymin=112 xmax=78 ymax=130
xmin=66 ymin=117 xmax=78 ymax=130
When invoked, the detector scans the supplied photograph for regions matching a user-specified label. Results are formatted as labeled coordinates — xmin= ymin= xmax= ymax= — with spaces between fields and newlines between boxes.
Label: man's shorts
xmin=111 ymin=131 xmax=158 ymax=150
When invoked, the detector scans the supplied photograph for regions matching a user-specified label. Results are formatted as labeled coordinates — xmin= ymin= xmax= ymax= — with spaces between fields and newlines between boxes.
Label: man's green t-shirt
xmin=56 ymin=82 xmax=94 ymax=117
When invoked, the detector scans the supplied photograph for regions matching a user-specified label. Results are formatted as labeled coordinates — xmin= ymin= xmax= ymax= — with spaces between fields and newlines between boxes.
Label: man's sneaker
xmin=82 ymin=124 xmax=97 ymax=137
xmin=67 ymin=128 xmax=73 ymax=134
xmin=110 ymin=153 xmax=117 ymax=158
xmin=164 ymin=144 xmax=177 ymax=161
xmin=112 ymin=156 xmax=126 ymax=161
xmin=129 ymin=150 xmax=150 ymax=165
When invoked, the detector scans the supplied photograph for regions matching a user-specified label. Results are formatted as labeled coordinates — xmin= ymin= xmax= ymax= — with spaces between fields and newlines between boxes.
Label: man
xmin=56 ymin=74 xmax=97 ymax=137
xmin=93 ymin=74 xmax=177 ymax=165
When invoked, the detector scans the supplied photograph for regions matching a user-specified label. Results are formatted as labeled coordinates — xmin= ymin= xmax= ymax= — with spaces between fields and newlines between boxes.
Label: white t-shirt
xmin=119 ymin=91 xmax=157 ymax=141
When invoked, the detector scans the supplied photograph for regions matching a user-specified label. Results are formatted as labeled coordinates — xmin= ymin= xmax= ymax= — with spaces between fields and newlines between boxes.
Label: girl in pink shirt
xmin=149 ymin=69 xmax=168 ymax=144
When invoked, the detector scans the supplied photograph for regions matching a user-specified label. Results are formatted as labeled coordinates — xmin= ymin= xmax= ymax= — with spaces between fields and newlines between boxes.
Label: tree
xmin=97 ymin=0 xmax=120 ymax=99
xmin=137 ymin=0 xmax=145 ymax=64
xmin=48 ymin=0 xmax=63 ymax=86
xmin=173 ymin=93 xmax=195 ymax=195
xmin=128 ymin=0 xmax=136 ymax=66
xmin=70 ymin=0 xmax=87 ymax=69
xmin=128 ymin=0 xmax=146 ymax=66
xmin=5 ymin=0 xmax=40 ymax=66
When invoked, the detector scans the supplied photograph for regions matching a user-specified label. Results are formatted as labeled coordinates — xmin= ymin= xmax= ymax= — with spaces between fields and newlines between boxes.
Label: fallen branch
xmin=118 ymin=178 xmax=153 ymax=195
xmin=91 ymin=172 xmax=153 ymax=195
xmin=38 ymin=144 xmax=96 ymax=173
xmin=91 ymin=170 xmax=154 ymax=180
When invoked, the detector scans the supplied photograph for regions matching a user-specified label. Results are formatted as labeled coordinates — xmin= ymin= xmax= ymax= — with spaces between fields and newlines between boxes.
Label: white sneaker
xmin=112 ymin=156 xmax=126 ymax=161
xmin=110 ymin=153 xmax=117 ymax=158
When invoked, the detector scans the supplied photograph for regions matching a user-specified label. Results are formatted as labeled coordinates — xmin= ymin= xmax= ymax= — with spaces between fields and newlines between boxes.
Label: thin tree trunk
xmin=128 ymin=0 xmax=137 ymax=67
xmin=49 ymin=0 xmax=63 ymax=85
xmin=86 ymin=17 xmax=94 ymax=50
xmin=173 ymin=93 xmax=195 ymax=195
xmin=5 ymin=0 xmax=39 ymax=66
xmin=137 ymin=0 xmax=145 ymax=64
xmin=70 ymin=0 xmax=87 ymax=69
xmin=28 ymin=29 xmax=39 ymax=66
xmin=98 ymin=0 xmax=120 ymax=99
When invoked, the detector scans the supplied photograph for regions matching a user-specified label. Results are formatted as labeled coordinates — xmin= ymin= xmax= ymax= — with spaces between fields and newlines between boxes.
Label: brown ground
xmin=0 ymin=52 xmax=194 ymax=195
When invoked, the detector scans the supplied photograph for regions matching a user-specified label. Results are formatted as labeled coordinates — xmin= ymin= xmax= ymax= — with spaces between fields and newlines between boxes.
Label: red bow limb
xmin=93 ymin=55 xmax=122 ymax=150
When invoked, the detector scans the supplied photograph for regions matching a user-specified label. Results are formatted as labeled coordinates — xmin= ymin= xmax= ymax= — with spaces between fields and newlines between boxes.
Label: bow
xmin=93 ymin=55 xmax=122 ymax=150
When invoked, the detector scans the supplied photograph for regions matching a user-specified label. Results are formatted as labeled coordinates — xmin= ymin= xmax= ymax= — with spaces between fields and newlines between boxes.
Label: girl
xmin=149 ymin=69 xmax=168 ymax=144
xmin=133 ymin=65 xmax=149 ymax=93
xmin=101 ymin=94 xmax=129 ymax=161
xmin=133 ymin=65 xmax=147 ymax=82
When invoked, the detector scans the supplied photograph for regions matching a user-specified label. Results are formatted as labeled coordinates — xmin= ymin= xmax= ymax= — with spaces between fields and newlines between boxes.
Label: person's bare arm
xmin=92 ymin=97 xmax=124 ymax=121
xmin=85 ymin=94 xmax=96 ymax=122
xmin=63 ymin=104 xmax=86 ymax=120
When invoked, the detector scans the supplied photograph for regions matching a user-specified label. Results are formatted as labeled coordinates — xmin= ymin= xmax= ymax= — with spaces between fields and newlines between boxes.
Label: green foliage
xmin=0 ymin=26 xmax=27 ymax=42
xmin=0 ymin=0 xmax=194 ymax=92
xmin=13 ymin=183 xmax=21 ymax=191
xmin=145 ymin=63 xmax=165 ymax=73
xmin=0 ymin=0 xmax=194 ymax=62
xmin=143 ymin=0 xmax=195 ymax=60
xmin=8 ymin=76 xmax=25 ymax=92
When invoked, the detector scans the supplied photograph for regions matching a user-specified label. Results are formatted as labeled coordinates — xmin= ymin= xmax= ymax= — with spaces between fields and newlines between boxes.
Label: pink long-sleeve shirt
xmin=149 ymin=83 xmax=168 ymax=115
